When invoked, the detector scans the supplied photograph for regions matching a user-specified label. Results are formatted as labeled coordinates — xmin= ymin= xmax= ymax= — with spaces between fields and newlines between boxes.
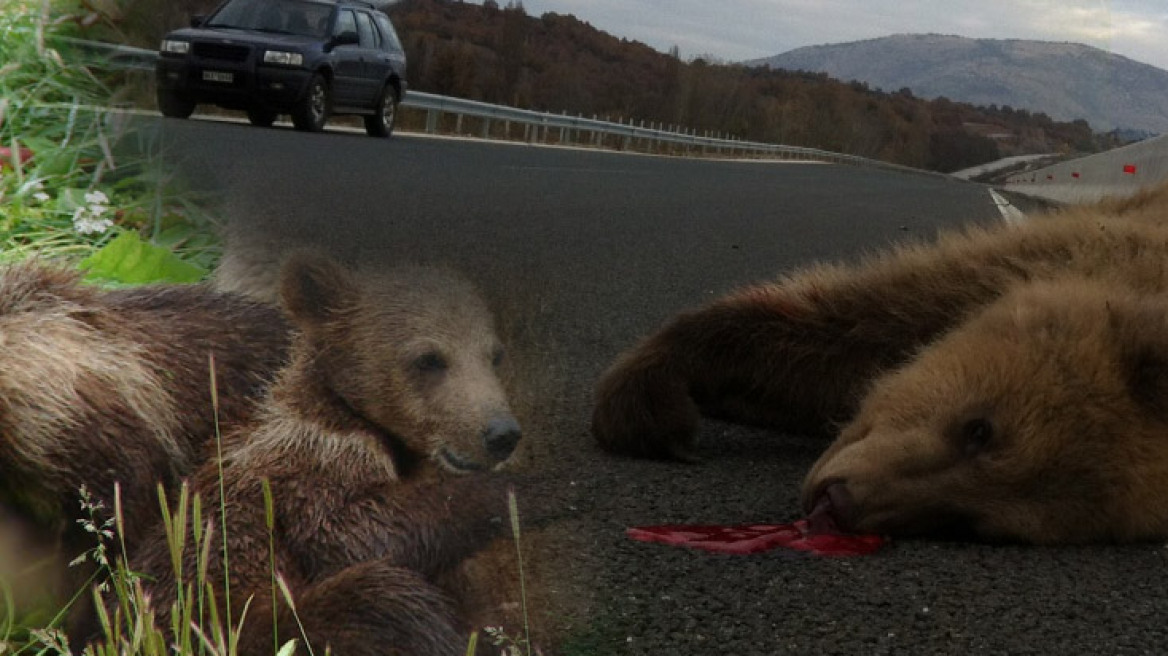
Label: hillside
xmin=386 ymin=2 xmax=1131 ymax=171
xmin=750 ymin=34 xmax=1168 ymax=135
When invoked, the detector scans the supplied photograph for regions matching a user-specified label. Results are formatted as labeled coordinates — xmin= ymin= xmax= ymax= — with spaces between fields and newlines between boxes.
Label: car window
xmin=204 ymin=0 xmax=266 ymax=29
xmin=373 ymin=14 xmax=402 ymax=52
xmin=298 ymin=3 xmax=332 ymax=37
xmin=355 ymin=11 xmax=377 ymax=49
xmin=205 ymin=0 xmax=330 ymax=36
xmin=334 ymin=9 xmax=357 ymax=39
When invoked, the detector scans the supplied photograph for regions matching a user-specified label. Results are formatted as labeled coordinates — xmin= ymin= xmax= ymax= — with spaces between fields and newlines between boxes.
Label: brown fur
xmin=215 ymin=218 xmax=565 ymax=644
xmin=0 ymin=261 xmax=290 ymax=629
xmin=128 ymin=254 xmax=523 ymax=655
xmin=592 ymin=191 xmax=1168 ymax=543
xmin=801 ymin=278 xmax=1168 ymax=543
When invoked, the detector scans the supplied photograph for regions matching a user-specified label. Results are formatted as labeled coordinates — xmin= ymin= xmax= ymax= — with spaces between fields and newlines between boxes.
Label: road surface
xmin=147 ymin=119 xmax=1168 ymax=655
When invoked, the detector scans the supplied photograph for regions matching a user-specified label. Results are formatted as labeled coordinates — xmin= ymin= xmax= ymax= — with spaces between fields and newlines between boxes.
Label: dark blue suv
xmin=155 ymin=0 xmax=407 ymax=137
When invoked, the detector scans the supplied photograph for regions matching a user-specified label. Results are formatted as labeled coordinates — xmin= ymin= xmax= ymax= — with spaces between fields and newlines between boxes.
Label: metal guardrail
xmin=61 ymin=37 xmax=920 ymax=170
xmin=401 ymin=91 xmax=866 ymax=164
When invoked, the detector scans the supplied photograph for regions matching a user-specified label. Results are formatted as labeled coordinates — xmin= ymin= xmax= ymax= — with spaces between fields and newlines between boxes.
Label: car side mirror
xmin=190 ymin=14 xmax=205 ymax=27
xmin=332 ymin=30 xmax=359 ymax=47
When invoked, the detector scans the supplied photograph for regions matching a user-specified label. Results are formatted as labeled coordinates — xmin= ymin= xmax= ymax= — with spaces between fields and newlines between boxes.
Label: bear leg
xmin=238 ymin=561 xmax=471 ymax=656
xmin=592 ymin=255 xmax=1017 ymax=458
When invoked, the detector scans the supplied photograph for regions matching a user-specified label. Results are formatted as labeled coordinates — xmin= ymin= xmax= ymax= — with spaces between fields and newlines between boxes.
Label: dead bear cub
xmin=128 ymin=254 xmax=523 ymax=655
xmin=593 ymin=207 xmax=1168 ymax=544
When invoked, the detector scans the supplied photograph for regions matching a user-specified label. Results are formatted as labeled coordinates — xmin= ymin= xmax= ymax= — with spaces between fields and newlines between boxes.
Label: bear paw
xmin=591 ymin=354 xmax=701 ymax=461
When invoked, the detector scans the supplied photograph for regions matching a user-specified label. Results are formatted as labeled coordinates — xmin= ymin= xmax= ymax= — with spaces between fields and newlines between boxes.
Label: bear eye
xmin=959 ymin=418 xmax=994 ymax=456
xmin=491 ymin=347 xmax=506 ymax=368
xmin=413 ymin=351 xmax=448 ymax=374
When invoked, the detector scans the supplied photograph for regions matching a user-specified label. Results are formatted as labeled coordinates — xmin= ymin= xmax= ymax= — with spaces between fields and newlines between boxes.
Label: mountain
xmin=749 ymin=34 xmax=1168 ymax=135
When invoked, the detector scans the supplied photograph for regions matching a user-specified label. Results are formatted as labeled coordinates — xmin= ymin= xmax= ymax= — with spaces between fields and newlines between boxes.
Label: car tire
xmin=247 ymin=107 xmax=278 ymax=127
xmin=157 ymin=90 xmax=195 ymax=119
xmin=291 ymin=74 xmax=331 ymax=132
xmin=364 ymin=84 xmax=399 ymax=138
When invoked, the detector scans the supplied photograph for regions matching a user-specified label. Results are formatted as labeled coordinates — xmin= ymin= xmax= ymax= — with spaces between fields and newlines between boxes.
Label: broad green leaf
xmin=79 ymin=230 xmax=207 ymax=284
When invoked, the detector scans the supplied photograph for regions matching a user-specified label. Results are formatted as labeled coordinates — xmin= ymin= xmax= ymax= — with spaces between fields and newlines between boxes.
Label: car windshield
xmin=204 ymin=0 xmax=333 ymax=38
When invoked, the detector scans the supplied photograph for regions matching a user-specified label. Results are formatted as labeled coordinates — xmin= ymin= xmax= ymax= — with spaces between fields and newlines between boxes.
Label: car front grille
xmin=192 ymin=42 xmax=251 ymax=62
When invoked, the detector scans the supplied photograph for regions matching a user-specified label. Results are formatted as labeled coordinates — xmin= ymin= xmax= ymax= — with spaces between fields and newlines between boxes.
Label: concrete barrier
xmin=1002 ymin=133 xmax=1168 ymax=204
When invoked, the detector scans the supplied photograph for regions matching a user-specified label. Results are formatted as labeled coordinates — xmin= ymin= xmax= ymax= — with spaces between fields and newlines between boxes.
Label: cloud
xmin=478 ymin=0 xmax=1168 ymax=69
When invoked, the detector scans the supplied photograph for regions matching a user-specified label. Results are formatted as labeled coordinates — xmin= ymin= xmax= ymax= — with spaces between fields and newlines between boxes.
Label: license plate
xmin=202 ymin=70 xmax=233 ymax=83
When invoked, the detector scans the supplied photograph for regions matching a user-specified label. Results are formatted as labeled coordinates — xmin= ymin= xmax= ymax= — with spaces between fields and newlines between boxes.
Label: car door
xmin=353 ymin=10 xmax=385 ymax=106
xmin=372 ymin=12 xmax=407 ymax=89
xmin=330 ymin=9 xmax=363 ymax=106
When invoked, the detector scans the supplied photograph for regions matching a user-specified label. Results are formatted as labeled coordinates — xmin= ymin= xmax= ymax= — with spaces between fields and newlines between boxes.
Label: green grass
xmin=1 ymin=0 xmax=224 ymax=284
xmin=4 ymin=481 xmax=538 ymax=656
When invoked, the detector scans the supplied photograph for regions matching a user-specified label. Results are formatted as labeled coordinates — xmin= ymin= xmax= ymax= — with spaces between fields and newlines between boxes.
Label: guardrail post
xmin=482 ymin=117 xmax=491 ymax=139
xmin=454 ymin=113 xmax=464 ymax=135
xmin=425 ymin=109 xmax=439 ymax=134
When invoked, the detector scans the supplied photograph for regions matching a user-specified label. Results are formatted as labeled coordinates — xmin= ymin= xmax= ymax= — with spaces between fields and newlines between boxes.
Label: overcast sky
xmin=469 ymin=0 xmax=1168 ymax=70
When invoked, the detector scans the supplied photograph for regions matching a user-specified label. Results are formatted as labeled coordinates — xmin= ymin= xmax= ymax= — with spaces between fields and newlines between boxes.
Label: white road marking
xmin=989 ymin=189 xmax=1026 ymax=224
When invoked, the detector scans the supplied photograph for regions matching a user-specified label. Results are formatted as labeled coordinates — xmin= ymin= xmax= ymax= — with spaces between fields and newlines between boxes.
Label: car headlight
xmin=160 ymin=39 xmax=190 ymax=54
xmin=263 ymin=50 xmax=304 ymax=66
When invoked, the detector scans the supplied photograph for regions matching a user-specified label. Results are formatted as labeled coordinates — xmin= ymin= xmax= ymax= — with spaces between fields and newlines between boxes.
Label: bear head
xmin=280 ymin=254 xmax=521 ymax=474
xmin=802 ymin=278 xmax=1168 ymax=544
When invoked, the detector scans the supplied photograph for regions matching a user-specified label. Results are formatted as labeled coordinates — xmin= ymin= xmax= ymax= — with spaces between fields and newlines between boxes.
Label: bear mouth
xmin=436 ymin=447 xmax=488 ymax=473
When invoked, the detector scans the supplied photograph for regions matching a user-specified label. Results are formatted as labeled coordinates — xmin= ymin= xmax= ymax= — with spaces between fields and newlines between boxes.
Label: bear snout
xmin=805 ymin=479 xmax=857 ymax=534
xmin=482 ymin=414 xmax=522 ymax=463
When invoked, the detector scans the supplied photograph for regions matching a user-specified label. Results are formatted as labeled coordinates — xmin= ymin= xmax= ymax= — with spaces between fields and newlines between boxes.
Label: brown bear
xmin=0 ymin=261 xmax=290 ymax=624
xmin=592 ymin=196 xmax=1168 ymax=544
xmin=126 ymin=254 xmax=524 ymax=656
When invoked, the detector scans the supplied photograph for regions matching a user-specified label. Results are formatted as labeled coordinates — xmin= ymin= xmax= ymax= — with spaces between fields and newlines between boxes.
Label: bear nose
xmin=806 ymin=479 xmax=855 ymax=533
xmin=482 ymin=415 xmax=522 ymax=462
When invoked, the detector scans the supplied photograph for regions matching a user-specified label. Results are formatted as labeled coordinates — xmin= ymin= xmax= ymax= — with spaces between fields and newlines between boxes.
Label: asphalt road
xmin=148 ymin=118 xmax=1168 ymax=655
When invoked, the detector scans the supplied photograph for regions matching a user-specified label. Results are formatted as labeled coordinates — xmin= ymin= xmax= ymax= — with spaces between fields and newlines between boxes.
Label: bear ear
xmin=278 ymin=251 xmax=359 ymax=329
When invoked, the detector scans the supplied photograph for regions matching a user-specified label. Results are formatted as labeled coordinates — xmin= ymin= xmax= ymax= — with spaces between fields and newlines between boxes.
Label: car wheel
xmin=364 ymin=84 xmax=398 ymax=138
xmin=157 ymin=90 xmax=195 ymax=119
xmin=247 ymin=107 xmax=278 ymax=127
xmin=291 ymin=74 xmax=331 ymax=132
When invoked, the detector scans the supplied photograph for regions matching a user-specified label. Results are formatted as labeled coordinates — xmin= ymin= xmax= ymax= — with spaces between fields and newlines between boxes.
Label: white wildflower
xmin=84 ymin=189 xmax=109 ymax=205
xmin=27 ymin=181 xmax=49 ymax=203
xmin=73 ymin=207 xmax=114 ymax=235
xmin=73 ymin=190 xmax=115 ymax=235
